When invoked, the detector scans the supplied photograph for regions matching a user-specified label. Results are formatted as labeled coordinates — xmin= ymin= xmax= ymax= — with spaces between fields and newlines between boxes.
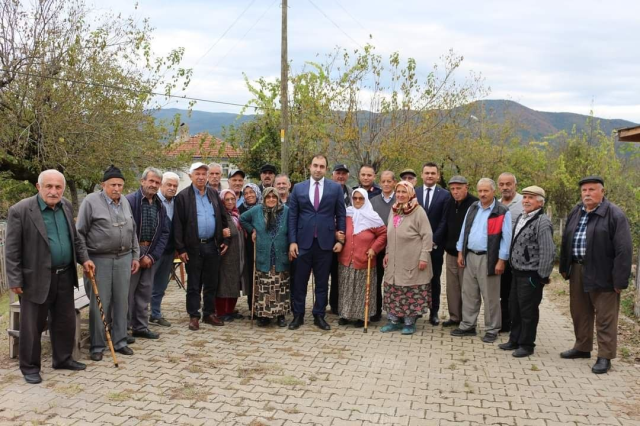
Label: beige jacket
xmin=383 ymin=207 xmax=433 ymax=286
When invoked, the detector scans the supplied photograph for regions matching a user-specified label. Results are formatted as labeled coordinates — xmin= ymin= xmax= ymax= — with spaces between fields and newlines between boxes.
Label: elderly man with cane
xmin=6 ymin=170 xmax=95 ymax=384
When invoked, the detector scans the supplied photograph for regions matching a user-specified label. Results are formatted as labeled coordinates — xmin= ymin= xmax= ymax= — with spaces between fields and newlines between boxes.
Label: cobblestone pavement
xmin=1 ymin=280 xmax=640 ymax=426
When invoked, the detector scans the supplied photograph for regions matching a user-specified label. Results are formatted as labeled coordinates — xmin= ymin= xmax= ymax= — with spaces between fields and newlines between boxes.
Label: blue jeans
xmin=150 ymin=251 xmax=174 ymax=319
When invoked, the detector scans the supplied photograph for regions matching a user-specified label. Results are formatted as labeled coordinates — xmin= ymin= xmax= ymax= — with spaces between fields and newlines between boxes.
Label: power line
xmin=333 ymin=0 xmax=366 ymax=31
xmin=193 ymin=0 xmax=258 ymax=66
xmin=3 ymin=68 xmax=275 ymax=110
xmin=307 ymin=0 xmax=363 ymax=49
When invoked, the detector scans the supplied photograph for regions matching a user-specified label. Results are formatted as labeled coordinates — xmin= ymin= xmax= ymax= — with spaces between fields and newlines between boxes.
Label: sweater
xmin=370 ymin=193 xmax=396 ymax=227
xmin=240 ymin=206 xmax=290 ymax=273
xmin=444 ymin=193 xmax=478 ymax=256
xmin=338 ymin=217 xmax=387 ymax=269
xmin=509 ymin=211 xmax=555 ymax=279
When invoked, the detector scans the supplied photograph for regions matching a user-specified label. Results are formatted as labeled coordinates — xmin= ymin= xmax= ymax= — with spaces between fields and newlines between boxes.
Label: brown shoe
xmin=203 ymin=314 xmax=224 ymax=327
xmin=189 ymin=317 xmax=200 ymax=331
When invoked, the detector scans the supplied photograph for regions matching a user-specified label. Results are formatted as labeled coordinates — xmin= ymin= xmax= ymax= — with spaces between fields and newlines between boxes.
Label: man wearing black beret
xmin=559 ymin=176 xmax=632 ymax=374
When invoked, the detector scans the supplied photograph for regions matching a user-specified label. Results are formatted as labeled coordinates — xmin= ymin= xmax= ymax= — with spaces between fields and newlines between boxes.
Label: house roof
xmin=167 ymin=133 xmax=243 ymax=159
xmin=617 ymin=125 xmax=640 ymax=142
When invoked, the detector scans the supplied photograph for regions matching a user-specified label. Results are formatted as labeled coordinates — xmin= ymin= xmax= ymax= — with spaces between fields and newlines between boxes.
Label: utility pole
xmin=280 ymin=0 xmax=289 ymax=174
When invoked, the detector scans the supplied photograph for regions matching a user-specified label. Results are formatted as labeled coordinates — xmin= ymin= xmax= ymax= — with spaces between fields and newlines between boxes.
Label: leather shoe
xmin=369 ymin=314 xmax=381 ymax=323
xmin=313 ymin=315 xmax=331 ymax=331
xmin=257 ymin=317 xmax=270 ymax=327
xmin=203 ymin=314 xmax=224 ymax=327
xmin=513 ymin=347 xmax=534 ymax=358
xmin=498 ymin=341 xmax=519 ymax=351
xmin=126 ymin=336 xmax=136 ymax=345
xmin=288 ymin=315 xmax=304 ymax=330
xmin=277 ymin=316 xmax=287 ymax=327
xmin=429 ymin=315 xmax=440 ymax=326
xmin=592 ymin=357 xmax=611 ymax=374
xmin=116 ymin=346 xmax=134 ymax=356
xmin=481 ymin=333 xmax=498 ymax=343
xmin=132 ymin=329 xmax=160 ymax=339
xmin=442 ymin=320 xmax=460 ymax=327
xmin=90 ymin=352 xmax=103 ymax=361
xmin=24 ymin=373 xmax=42 ymax=384
xmin=560 ymin=348 xmax=591 ymax=359
xmin=55 ymin=360 xmax=86 ymax=371
xmin=338 ymin=318 xmax=351 ymax=326
xmin=189 ymin=317 xmax=200 ymax=331
xmin=451 ymin=327 xmax=476 ymax=337
xmin=353 ymin=320 xmax=365 ymax=328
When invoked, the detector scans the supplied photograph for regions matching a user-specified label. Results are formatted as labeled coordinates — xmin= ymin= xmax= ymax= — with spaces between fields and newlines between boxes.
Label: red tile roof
xmin=166 ymin=133 xmax=242 ymax=159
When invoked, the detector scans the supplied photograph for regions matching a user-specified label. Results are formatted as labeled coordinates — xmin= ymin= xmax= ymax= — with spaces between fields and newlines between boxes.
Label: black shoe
xmin=442 ymin=320 xmax=460 ymax=327
xmin=592 ymin=357 xmax=611 ymax=374
xmin=90 ymin=352 xmax=103 ymax=362
xmin=338 ymin=318 xmax=351 ymax=326
xmin=132 ymin=329 xmax=160 ymax=339
xmin=482 ymin=333 xmax=498 ymax=343
xmin=55 ymin=360 xmax=86 ymax=371
xmin=232 ymin=311 xmax=244 ymax=320
xmin=24 ymin=373 xmax=42 ymax=384
xmin=369 ymin=314 xmax=382 ymax=323
xmin=257 ymin=317 xmax=270 ymax=327
xmin=560 ymin=349 xmax=591 ymax=359
xmin=353 ymin=320 xmax=365 ymax=328
xmin=277 ymin=316 xmax=287 ymax=327
xmin=498 ymin=341 xmax=519 ymax=351
xmin=289 ymin=315 xmax=304 ymax=330
xmin=513 ymin=347 xmax=534 ymax=358
xmin=126 ymin=336 xmax=136 ymax=345
xmin=116 ymin=346 xmax=134 ymax=356
xmin=313 ymin=315 xmax=331 ymax=331
xmin=429 ymin=315 xmax=440 ymax=326
xmin=451 ymin=327 xmax=476 ymax=337
xmin=221 ymin=314 xmax=234 ymax=322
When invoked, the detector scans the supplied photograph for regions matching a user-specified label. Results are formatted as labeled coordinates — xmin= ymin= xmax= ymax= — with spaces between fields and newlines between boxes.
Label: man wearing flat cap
xmin=77 ymin=165 xmax=140 ymax=361
xmin=258 ymin=164 xmax=277 ymax=193
xmin=228 ymin=169 xmax=246 ymax=208
xmin=499 ymin=186 xmax=554 ymax=357
xmin=400 ymin=169 xmax=418 ymax=187
xmin=559 ymin=176 xmax=632 ymax=374
xmin=442 ymin=175 xmax=478 ymax=327
xmin=174 ymin=162 xmax=231 ymax=331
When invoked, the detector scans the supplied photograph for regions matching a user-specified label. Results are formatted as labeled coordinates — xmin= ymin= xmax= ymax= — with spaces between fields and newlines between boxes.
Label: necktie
xmin=425 ymin=187 xmax=431 ymax=210
xmin=314 ymin=181 xmax=320 ymax=210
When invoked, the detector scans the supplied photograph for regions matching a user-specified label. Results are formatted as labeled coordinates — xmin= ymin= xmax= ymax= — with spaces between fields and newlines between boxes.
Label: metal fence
xmin=0 ymin=221 xmax=7 ymax=293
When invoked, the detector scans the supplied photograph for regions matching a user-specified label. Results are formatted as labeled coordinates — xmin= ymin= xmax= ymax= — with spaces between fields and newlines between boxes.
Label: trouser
xmin=569 ymin=263 xmax=620 ymax=359
xmin=150 ymin=251 xmax=174 ymax=319
xmin=216 ymin=298 xmax=238 ymax=317
xmin=128 ymin=245 xmax=159 ymax=332
xmin=85 ymin=254 xmax=132 ymax=353
xmin=292 ymin=239 xmax=332 ymax=316
xmin=245 ymin=237 xmax=255 ymax=310
xmin=500 ymin=263 xmax=513 ymax=330
xmin=509 ymin=271 xmax=544 ymax=350
xmin=459 ymin=252 xmax=501 ymax=335
xmin=185 ymin=241 xmax=220 ymax=319
xmin=374 ymin=250 xmax=385 ymax=318
xmin=19 ymin=268 xmax=76 ymax=375
xmin=429 ymin=247 xmax=444 ymax=317
xmin=445 ymin=253 xmax=463 ymax=322
xmin=329 ymin=252 xmax=339 ymax=312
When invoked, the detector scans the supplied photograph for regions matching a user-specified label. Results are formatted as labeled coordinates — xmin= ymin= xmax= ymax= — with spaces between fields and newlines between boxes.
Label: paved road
xmin=1 ymin=281 xmax=639 ymax=425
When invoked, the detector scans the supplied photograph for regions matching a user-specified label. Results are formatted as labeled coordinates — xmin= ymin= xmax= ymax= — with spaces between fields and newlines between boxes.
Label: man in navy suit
xmin=288 ymin=155 xmax=347 ymax=330
xmin=415 ymin=162 xmax=450 ymax=325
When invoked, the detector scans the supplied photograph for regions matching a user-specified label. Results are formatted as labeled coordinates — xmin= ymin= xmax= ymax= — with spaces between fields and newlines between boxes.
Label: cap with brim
xmin=333 ymin=164 xmax=349 ymax=173
xmin=228 ymin=169 xmax=246 ymax=179
xmin=578 ymin=176 xmax=604 ymax=187
xmin=448 ymin=175 xmax=468 ymax=185
xmin=399 ymin=168 xmax=417 ymax=178
xmin=189 ymin=162 xmax=209 ymax=173
xmin=521 ymin=185 xmax=546 ymax=199
xmin=102 ymin=165 xmax=125 ymax=182
xmin=260 ymin=164 xmax=277 ymax=174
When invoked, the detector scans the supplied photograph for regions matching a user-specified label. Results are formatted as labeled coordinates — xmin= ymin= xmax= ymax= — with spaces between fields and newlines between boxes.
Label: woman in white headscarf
xmin=337 ymin=188 xmax=387 ymax=327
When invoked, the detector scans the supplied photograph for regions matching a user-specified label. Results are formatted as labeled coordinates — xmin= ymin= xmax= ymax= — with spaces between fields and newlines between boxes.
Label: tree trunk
xmin=68 ymin=179 xmax=79 ymax=216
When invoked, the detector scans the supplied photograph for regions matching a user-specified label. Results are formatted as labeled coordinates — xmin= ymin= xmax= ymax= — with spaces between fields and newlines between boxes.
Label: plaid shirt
xmin=140 ymin=199 xmax=159 ymax=242
xmin=571 ymin=204 xmax=599 ymax=260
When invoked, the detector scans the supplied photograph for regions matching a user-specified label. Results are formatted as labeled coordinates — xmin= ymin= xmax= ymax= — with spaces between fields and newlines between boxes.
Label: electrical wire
xmin=307 ymin=0 xmax=363 ymax=49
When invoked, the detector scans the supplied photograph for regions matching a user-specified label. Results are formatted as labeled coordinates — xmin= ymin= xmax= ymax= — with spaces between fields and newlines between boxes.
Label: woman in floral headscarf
xmin=381 ymin=181 xmax=433 ymax=335
xmin=239 ymin=182 xmax=262 ymax=310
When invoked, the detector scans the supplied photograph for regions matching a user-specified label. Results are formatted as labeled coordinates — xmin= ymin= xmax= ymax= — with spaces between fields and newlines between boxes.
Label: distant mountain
xmin=151 ymin=101 xmax=637 ymax=141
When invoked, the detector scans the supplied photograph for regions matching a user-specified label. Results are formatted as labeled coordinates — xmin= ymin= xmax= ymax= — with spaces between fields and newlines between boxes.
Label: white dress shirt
xmin=309 ymin=177 xmax=325 ymax=205
xmin=423 ymin=185 xmax=436 ymax=209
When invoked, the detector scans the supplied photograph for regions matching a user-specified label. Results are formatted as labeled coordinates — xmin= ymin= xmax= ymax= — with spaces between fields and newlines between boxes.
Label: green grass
xmin=0 ymin=291 xmax=10 ymax=317
xmin=620 ymin=287 xmax=636 ymax=318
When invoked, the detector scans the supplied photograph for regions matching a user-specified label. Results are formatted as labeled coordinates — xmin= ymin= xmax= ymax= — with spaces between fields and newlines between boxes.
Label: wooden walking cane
xmin=251 ymin=242 xmax=257 ymax=328
xmin=363 ymin=256 xmax=372 ymax=333
xmin=87 ymin=270 xmax=119 ymax=367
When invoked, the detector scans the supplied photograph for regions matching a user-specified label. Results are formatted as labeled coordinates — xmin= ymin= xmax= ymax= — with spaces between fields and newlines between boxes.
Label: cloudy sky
xmin=105 ymin=0 xmax=640 ymax=122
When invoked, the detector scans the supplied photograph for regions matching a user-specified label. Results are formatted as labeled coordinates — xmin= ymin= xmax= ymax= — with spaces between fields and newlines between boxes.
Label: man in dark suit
xmin=415 ymin=162 xmax=449 ymax=325
xmin=288 ymin=155 xmax=347 ymax=330
xmin=6 ymin=170 xmax=95 ymax=384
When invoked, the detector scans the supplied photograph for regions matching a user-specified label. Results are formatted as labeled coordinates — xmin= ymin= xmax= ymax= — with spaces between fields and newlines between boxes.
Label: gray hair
xmin=380 ymin=170 xmax=395 ymax=180
xmin=477 ymin=178 xmax=496 ymax=191
xmin=536 ymin=195 xmax=545 ymax=206
xmin=162 ymin=171 xmax=180 ymax=184
xmin=141 ymin=167 xmax=163 ymax=180
xmin=38 ymin=169 xmax=66 ymax=187
xmin=275 ymin=173 xmax=290 ymax=184
xmin=498 ymin=172 xmax=517 ymax=184
xmin=207 ymin=162 xmax=222 ymax=171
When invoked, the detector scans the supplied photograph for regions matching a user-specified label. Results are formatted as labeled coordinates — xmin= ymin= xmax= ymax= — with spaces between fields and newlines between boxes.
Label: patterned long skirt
xmin=338 ymin=264 xmax=377 ymax=320
xmin=253 ymin=269 xmax=291 ymax=318
xmin=383 ymin=282 xmax=431 ymax=318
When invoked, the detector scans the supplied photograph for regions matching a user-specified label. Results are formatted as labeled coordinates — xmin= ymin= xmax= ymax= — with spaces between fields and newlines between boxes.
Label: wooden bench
xmin=8 ymin=278 xmax=90 ymax=361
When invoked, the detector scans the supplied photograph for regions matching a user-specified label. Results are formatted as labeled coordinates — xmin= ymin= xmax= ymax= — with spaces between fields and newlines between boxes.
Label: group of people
xmin=5 ymin=155 xmax=633 ymax=385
